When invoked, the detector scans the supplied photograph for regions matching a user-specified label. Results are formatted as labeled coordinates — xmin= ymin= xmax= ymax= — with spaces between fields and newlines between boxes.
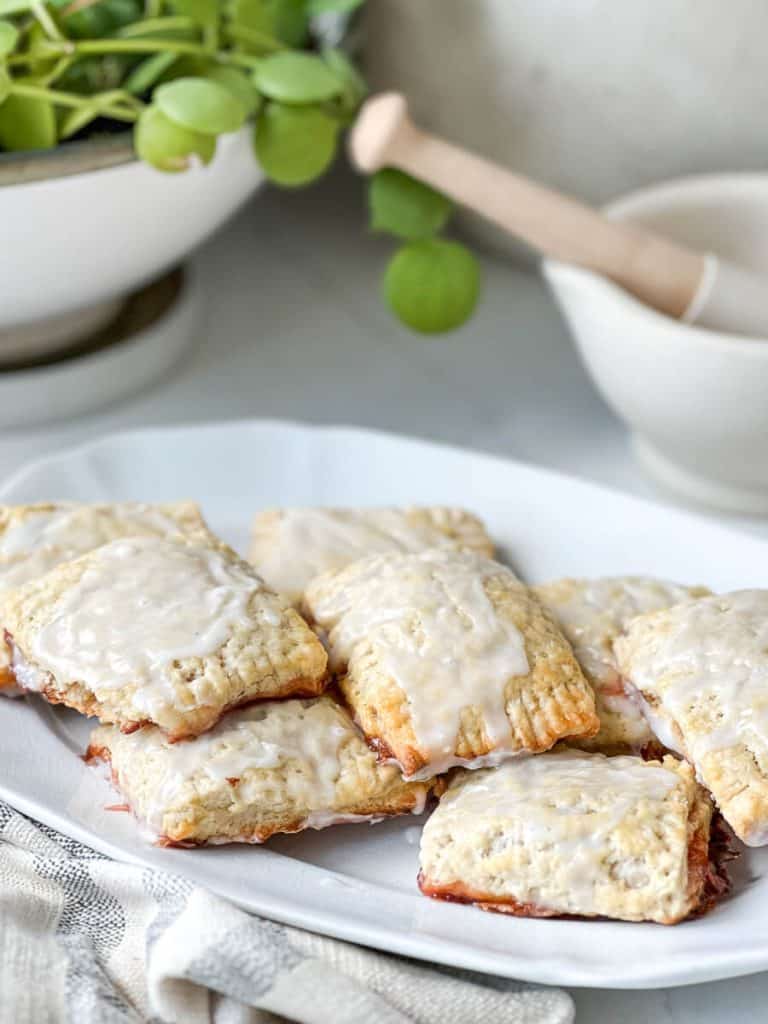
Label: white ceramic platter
xmin=0 ymin=419 xmax=766 ymax=989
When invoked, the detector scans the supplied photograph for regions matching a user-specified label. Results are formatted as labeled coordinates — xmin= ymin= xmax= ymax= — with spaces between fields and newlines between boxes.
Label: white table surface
xmin=2 ymin=169 xmax=765 ymax=1022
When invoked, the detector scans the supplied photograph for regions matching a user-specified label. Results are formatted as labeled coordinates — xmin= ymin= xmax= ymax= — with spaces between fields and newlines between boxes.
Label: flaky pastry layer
xmin=535 ymin=576 xmax=709 ymax=753
xmin=419 ymin=750 xmax=715 ymax=924
xmin=250 ymin=505 xmax=494 ymax=605
xmin=304 ymin=550 xmax=598 ymax=779
xmin=88 ymin=696 xmax=430 ymax=844
xmin=4 ymin=535 xmax=327 ymax=738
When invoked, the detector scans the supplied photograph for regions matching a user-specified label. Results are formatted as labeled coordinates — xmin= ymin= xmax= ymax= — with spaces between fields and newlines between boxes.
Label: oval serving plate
xmin=0 ymin=418 xmax=767 ymax=989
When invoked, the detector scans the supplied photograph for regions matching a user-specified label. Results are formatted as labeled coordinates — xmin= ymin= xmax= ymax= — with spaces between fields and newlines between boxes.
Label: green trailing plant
xmin=0 ymin=0 xmax=481 ymax=333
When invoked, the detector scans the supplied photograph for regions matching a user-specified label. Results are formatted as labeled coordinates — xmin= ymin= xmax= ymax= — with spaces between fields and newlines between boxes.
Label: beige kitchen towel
xmin=0 ymin=802 xmax=574 ymax=1024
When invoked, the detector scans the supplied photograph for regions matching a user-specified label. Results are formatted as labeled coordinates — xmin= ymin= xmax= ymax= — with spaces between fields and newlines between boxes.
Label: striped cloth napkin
xmin=0 ymin=800 xmax=574 ymax=1024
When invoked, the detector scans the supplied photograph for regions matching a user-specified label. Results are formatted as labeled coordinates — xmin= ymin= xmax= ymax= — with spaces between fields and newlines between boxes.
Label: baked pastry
xmin=418 ymin=749 xmax=718 ymax=924
xmin=615 ymin=589 xmax=768 ymax=847
xmin=250 ymin=506 xmax=494 ymax=604
xmin=535 ymin=576 xmax=709 ymax=753
xmin=303 ymin=549 xmax=598 ymax=779
xmin=0 ymin=501 xmax=210 ymax=696
xmin=87 ymin=696 xmax=430 ymax=844
xmin=3 ymin=535 xmax=328 ymax=738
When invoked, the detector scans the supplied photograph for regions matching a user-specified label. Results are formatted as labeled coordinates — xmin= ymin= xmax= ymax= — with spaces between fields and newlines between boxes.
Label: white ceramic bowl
xmin=0 ymin=127 xmax=263 ymax=363
xmin=543 ymin=174 xmax=768 ymax=515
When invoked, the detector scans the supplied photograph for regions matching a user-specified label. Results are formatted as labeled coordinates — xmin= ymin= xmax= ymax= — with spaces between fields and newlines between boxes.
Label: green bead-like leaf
xmin=228 ymin=0 xmax=307 ymax=48
xmin=134 ymin=104 xmax=217 ymax=172
xmin=307 ymin=0 xmax=365 ymax=13
xmin=254 ymin=51 xmax=342 ymax=104
xmin=0 ymin=19 xmax=18 ymax=56
xmin=370 ymin=169 xmax=453 ymax=241
xmin=322 ymin=48 xmax=367 ymax=110
xmin=383 ymin=239 xmax=481 ymax=334
xmin=254 ymin=101 xmax=338 ymax=186
xmin=155 ymin=76 xmax=246 ymax=134
xmin=0 ymin=91 xmax=56 ymax=151
xmin=205 ymin=64 xmax=261 ymax=118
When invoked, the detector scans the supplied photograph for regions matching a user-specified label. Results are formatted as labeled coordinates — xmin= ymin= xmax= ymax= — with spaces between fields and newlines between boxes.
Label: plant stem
xmin=31 ymin=1 xmax=66 ymax=42
xmin=116 ymin=16 xmax=198 ymax=38
xmin=223 ymin=24 xmax=282 ymax=53
xmin=216 ymin=51 xmax=263 ymax=69
xmin=37 ymin=54 xmax=75 ymax=86
xmin=10 ymin=82 xmax=141 ymax=121
xmin=73 ymin=38 xmax=206 ymax=56
xmin=216 ymin=51 xmax=262 ymax=69
xmin=16 ymin=36 xmax=270 ymax=71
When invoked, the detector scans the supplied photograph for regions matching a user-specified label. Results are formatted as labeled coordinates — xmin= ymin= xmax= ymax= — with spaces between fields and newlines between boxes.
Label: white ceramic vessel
xmin=0 ymin=268 xmax=199 ymax=429
xmin=0 ymin=127 xmax=263 ymax=363
xmin=544 ymin=174 xmax=768 ymax=515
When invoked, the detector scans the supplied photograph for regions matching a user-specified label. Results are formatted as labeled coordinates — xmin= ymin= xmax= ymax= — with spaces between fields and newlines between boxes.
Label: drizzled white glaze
xmin=539 ymin=577 xmax=701 ymax=737
xmin=29 ymin=537 xmax=265 ymax=717
xmin=309 ymin=550 xmax=530 ymax=776
xmin=616 ymin=590 xmax=768 ymax=763
xmin=0 ymin=503 xmax=190 ymax=592
xmin=9 ymin=643 xmax=49 ymax=692
xmin=424 ymin=750 xmax=679 ymax=913
xmin=252 ymin=507 xmax=471 ymax=603
xmin=625 ymin=685 xmax=687 ymax=757
xmin=0 ymin=503 xmax=201 ymax=699
xmin=102 ymin=699 xmax=388 ymax=835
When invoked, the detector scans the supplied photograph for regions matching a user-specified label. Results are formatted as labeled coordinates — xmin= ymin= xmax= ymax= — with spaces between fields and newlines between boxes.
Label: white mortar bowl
xmin=0 ymin=127 xmax=263 ymax=365
xmin=543 ymin=174 xmax=768 ymax=515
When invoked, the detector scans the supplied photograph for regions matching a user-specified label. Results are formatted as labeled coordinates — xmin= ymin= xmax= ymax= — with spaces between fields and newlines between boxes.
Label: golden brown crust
xmin=5 ymin=536 xmax=328 ymax=738
xmin=250 ymin=506 xmax=494 ymax=605
xmin=418 ymin=752 xmax=716 ymax=924
xmin=0 ymin=501 xmax=215 ymax=702
xmin=87 ymin=697 xmax=431 ymax=844
xmin=535 ymin=576 xmax=710 ymax=754
xmin=307 ymin=554 xmax=598 ymax=778
xmin=615 ymin=590 xmax=768 ymax=846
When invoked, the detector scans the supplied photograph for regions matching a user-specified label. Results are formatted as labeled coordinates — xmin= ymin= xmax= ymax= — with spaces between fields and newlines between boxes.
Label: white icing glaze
xmin=380 ymin=745 xmax=530 ymax=782
xmin=624 ymin=684 xmax=687 ymax=757
xmin=310 ymin=550 xmax=530 ymax=776
xmin=29 ymin=537 xmax=266 ymax=717
xmin=108 ymin=700 xmax=364 ymax=834
xmin=9 ymin=643 xmax=49 ymax=692
xmin=0 ymin=503 xmax=190 ymax=592
xmin=541 ymin=577 xmax=700 ymax=741
xmin=304 ymin=810 xmax=388 ymax=830
xmin=617 ymin=590 xmax=768 ymax=762
xmin=253 ymin=507 xmax=466 ymax=602
xmin=427 ymin=750 xmax=679 ymax=913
